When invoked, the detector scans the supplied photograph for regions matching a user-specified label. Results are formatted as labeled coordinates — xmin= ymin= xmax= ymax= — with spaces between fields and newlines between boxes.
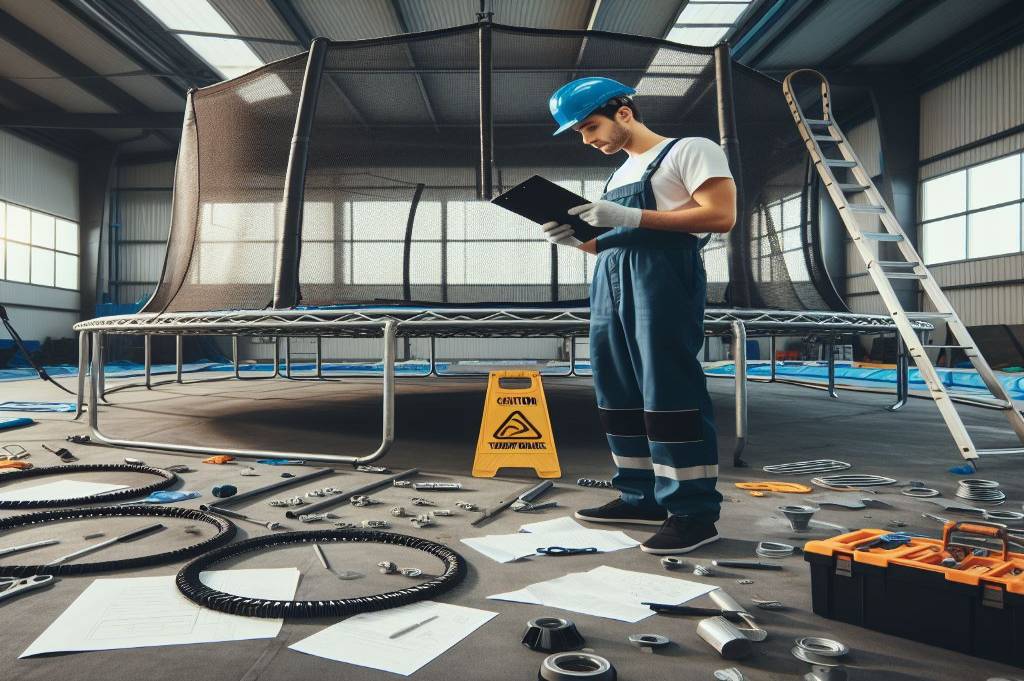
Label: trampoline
xmin=74 ymin=21 xmax=931 ymax=466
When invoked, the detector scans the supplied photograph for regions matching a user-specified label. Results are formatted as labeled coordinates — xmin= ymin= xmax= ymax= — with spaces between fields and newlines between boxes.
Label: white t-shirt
xmin=605 ymin=137 xmax=733 ymax=212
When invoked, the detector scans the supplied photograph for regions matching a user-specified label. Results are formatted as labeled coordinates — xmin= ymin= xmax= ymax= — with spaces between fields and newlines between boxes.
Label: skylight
xmin=667 ymin=0 xmax=754 ymax=47
xmin=136 ymin=0 xmax=265 ymax=80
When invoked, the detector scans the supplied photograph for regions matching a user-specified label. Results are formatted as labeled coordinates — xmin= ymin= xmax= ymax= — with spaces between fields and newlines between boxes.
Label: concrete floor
xmin=1 ymin=370 xmax=1023 ymax=680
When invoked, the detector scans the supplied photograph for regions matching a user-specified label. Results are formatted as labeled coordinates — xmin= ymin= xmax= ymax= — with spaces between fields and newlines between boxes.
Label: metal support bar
xmin=75 ymin=331 xmax=89 ymax=419
xmin=144 ymin=334 xmax=152 ymax=389
xmin=731 ymin=321 xmax=747 ymax=467
xmin=232 ymin=336 xmax=240 ymax=378
xmin=86 ymin=322 xmax=398 ymax=465
xmin=477 ymin=13 xmax=494 ymax=200
xmin=889 ymin=333 xmax=908 ymax=411
xmin=98 ymin=333 xmax=107 ymax=401
xmin=769 ymin=335 xmax=777 ymax=382
xmin=285 ymin=337 xmax=293 ymax=378
xmin=175 ymin=334 xmax=183 ymax=383
xmin=826 ymin=338 xmax=838 ymax=399
xmin=315 ymin=336 xmax=322 ymax=378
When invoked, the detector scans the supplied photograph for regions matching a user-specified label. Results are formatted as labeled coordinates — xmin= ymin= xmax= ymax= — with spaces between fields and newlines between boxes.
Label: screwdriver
xmin=46 ymin=523 xmax=165 ymax=565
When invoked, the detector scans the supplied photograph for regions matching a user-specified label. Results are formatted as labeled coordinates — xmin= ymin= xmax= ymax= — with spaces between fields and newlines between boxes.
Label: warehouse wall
xmin=841 ymin=118 xmax=886 ymax=316
xmin=918 ymin=43 xmax=1024 ymax=327
xmin=0 ymin=130 xmax=80 ymax=341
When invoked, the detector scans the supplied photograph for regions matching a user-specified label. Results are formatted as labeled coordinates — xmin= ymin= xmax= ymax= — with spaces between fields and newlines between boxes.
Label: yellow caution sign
xmin=473 ymin=370 xmax=561 ymax=479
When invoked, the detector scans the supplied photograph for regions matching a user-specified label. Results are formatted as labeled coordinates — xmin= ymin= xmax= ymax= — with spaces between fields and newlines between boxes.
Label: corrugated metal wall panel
xmin=919 ymin=43 xmax=1024 ymax=178
xmin=0 ymin=130 xmax=79 ymax=219
xmin=846 ymin=118 xmax=882 ymax=178
xmin=118 ymin=191 xmax=173 ymax=242
xmin=117 ymin=163 xmax=175 ymax=189
xmin=0 ymin=305 xmax=78 ymax=341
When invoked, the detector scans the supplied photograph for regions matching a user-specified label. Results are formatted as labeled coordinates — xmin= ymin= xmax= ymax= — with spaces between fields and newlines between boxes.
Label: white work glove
xmin=541 ymin=221 xmax=582 ymax=248
xmin=567 ymin=200 xmax=642 ymax=229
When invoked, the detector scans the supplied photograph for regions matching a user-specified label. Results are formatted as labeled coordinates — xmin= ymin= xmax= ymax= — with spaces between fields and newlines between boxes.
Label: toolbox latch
xmin=835 ymin=555 xmax=853 ymax=578
xmin=982 ymin=585 xmax=1004 ymax=609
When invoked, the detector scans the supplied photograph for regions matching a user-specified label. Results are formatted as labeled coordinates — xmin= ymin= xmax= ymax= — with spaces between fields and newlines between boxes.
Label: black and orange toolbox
xmin=804 ymin=521 xmax=1024 ymax=666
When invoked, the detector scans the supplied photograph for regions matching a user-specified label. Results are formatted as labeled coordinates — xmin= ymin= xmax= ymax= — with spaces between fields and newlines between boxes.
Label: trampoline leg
xmin=144 ymin=335 xmax=152 ymax=389
xmin=769 ymin=336 xmax=777 ymax=382
xmin=731 ymin=321 xmax=748 ymax=467
xmin=285 ymin=337 xmax=293 ymax=378
xmin=889 ymin=334 xmax=909 ymax=411
xmin=826 ymin=338 xmax=838 ymax=399
xmin=568 ymin=336 xmax=577 ymax=377
xmin=75 ymin=331 xmax=88 ymax=419
xmin=85 ymin=321 xmax=398 ymax=465
xmin=428 ymin=337 xmax=439 ymax=377
xmin=315 ymin=336 xmax=322 ymax=378
xmin=98 ymin=332 xmax=108 ymax=402
xmin=272 ymin=337 xmax=280 ymax=377
xmin=175 ymin=334 xmax=183 ymax=384
xmin=232 ymin=336 xmax=240 ymax=378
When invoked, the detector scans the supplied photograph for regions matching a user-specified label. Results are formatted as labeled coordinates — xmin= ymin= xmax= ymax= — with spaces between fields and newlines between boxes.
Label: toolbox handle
xmin=943 ymin=520 xmax=1009 ymax=561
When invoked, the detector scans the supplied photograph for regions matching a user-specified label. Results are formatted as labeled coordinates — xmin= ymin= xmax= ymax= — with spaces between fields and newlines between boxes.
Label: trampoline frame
xmin=73 ymin=307 xmax=930 ymax=467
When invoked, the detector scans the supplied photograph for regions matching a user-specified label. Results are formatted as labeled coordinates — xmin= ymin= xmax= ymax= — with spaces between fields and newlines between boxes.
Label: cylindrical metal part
xmin=697 ymin=616 xmax=752 ymax=659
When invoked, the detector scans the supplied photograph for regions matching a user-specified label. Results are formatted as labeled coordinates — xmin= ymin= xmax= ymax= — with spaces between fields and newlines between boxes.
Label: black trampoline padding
xmin=176 ymin=529 xmax=468 ymax=618
xmin=0 ymin=463 xmax=178 ymax=509
xmin=0 ymin=505 xmax=236 ymax=577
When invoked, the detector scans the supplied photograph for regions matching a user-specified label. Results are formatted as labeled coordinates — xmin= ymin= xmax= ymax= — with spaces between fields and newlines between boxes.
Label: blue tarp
xmin=704 ymin=361 xmax=1024 ymax=400
xmin=0 ymin=402 xmax=76 ymax=413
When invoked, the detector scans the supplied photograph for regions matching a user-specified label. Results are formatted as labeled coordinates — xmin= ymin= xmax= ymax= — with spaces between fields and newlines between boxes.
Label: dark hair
xmin=593 ymin=96 xmax=641 ymax=123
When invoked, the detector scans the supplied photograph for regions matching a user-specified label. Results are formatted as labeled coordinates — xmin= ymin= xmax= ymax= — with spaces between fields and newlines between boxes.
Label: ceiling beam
xmin=0 ymin=78 xmax=110 ymax=155
xmin=821 ymin=0 xmax=936 ymax=69
xmin=913 ymin=1 xmax=1024 ymax=91
xmin=0 ymin=111 xmax=182 ymax=129
xmin=0 ymin=6 xmax=178 ymax=148
xmin=56 ymin=0 xmax=219 ymax=97
xmin=267 ymin=0 xmax=370 ymax=128
xmin=388 ymin=0 xmax=440 ymax=130
xmin=739 ymin=0 xmax=824 ymax=67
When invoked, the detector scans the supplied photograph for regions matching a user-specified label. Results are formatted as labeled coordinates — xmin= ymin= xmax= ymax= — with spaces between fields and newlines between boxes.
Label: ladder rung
xmin=977 ymin=447 xmax=1024 ymax=456
xmin=838 ymin=183 xmax=868 ymax=193
xmin=805 ymin=119 xmax=833 ymax=126
xmin=824 ymin=159 xmax=858 ymax=168
xmin=878 ymin=261 xmax=920 ymax=268
xmin=905 ymin=311 xmax=954 ymax=320
xmin=861 ymin=232 xmax=903 ymax=242
xmin=847 ymin=204 xmax=886 ymax=214
xmin=885 ymin=272 xmax=927 ymax=280
xmin=813 ymin=134 xmax=837 ymax=142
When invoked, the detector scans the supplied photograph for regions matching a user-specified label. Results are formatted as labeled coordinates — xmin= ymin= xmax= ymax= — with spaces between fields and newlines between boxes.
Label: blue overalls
xmin=589 ymin=138 xmax=723 ymax=523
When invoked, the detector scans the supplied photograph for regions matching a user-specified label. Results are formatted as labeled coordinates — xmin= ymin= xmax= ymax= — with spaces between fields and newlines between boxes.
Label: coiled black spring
xmin=576 ymin=478 xmax=613 ymax=489
xmin=0 ymin=463 xmax=178 ymax=509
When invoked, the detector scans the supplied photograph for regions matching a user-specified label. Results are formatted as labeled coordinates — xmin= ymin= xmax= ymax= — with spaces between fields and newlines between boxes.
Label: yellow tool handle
xmin=735 ymin=482 xmax=813 ymax=493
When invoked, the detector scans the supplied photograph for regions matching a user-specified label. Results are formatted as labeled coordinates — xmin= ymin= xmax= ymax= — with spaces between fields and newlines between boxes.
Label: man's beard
xmin=604 ymin=123 xmax=630 ymax=153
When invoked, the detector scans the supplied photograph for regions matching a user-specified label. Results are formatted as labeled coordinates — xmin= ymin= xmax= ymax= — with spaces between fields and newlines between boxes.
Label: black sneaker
xmin=640 ymin=516 xmax=720 ymax=554
xmin=575 ymin=499 xmax=668 ymax=526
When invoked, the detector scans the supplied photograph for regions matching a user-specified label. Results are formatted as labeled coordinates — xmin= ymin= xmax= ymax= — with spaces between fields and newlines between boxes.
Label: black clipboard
xmin=490 ymin=175 xmax=606 ymax=243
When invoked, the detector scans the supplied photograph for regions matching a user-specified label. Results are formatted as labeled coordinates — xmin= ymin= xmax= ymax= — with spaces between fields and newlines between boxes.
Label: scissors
xmin=536 ymin=546 xmax=598 ymax=556
xmin=0 ymin=575 xmax=55 ymax=604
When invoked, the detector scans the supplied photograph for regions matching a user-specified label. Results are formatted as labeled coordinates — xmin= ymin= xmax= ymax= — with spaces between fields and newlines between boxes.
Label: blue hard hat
xmin=549 ymin=77 xmax=637 ymax=136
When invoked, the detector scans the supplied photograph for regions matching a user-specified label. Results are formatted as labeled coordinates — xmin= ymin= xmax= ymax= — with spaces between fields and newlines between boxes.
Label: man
xmin=544 ymin=77 xmax=736 ymax=554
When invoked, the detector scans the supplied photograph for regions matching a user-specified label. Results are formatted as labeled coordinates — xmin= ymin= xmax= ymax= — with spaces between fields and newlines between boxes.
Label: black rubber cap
xmin=522 ymin=617 xmax=585 ymax=653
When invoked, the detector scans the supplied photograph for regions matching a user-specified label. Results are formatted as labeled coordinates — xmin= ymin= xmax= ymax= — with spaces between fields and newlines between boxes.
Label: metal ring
xmin=795 ymin=637 xmax=849 ymax=657
xmin=629 ymin=633 xmax=671 ymax=648
xmin=901 ymin=487 xmax=940 ymax=498
xmin=176 ymin=529 xmax=467 ymax=618
xmin=539 ymin=652 xmax=616 ymax=681
xmin=0 ymin=505 xmax=235 ymax=577
xmin=0 ymin=463 xmax=177 ymax=509
xmin=756 ymin=541 xmax=795 ymax=558
xmin=983 ymin=510 xmax=1024 ymax=523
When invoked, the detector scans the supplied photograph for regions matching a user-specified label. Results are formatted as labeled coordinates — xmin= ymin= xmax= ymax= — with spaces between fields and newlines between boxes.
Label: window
xmin=920 ymin=151 xmax=1024 ymax=265
xmin=0 ymin=201 xmax=79 ymax=290
xmin=753 ymin=192 xmax=809 ymax=283
xmin=667 ymin=1 xmax=754 ymax=46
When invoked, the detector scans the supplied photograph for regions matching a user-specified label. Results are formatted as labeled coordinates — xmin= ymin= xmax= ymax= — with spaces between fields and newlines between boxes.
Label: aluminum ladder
xmin=782 ymin=69 xmax=1024 ymax=467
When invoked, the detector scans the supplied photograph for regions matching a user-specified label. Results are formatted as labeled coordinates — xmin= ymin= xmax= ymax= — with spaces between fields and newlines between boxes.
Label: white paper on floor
xmin=462 ymin=516 xmax=639 ymax=563
xmin=21 ymin=568 xmax=300 ymax=657
xmin=0 ymin=479 xmax=129 ymax=503
xmin=488 ymin=565 xmax=716 ymax=622
xmin=289 ymin=600 xmax=497 ymax=676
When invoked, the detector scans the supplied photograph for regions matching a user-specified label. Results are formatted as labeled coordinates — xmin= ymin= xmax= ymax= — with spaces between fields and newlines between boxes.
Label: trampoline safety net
xmin=144 ymin=23 xmax=842 ymax=315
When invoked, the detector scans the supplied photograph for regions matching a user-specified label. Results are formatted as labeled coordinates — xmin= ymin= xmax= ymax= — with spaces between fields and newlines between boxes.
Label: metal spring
xmin=956 ymin=479 xmax=1006 ymax=503
xmin=762 ymin=460 xmax=851 ymax=475
xmin=794 ymin=637 xmax=848 ymax=658
xmin=410 ymin=497 xmax=435 ymax=507
xmin=693 ymin=564 xmax=713 ymax=576
xmin=268 ymin=497 xmax=304 ymax=507
xmin=298 ymin=513 xmax=336 ymax=523
xmin=576 ymin=478 xmax=614 ymax=489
